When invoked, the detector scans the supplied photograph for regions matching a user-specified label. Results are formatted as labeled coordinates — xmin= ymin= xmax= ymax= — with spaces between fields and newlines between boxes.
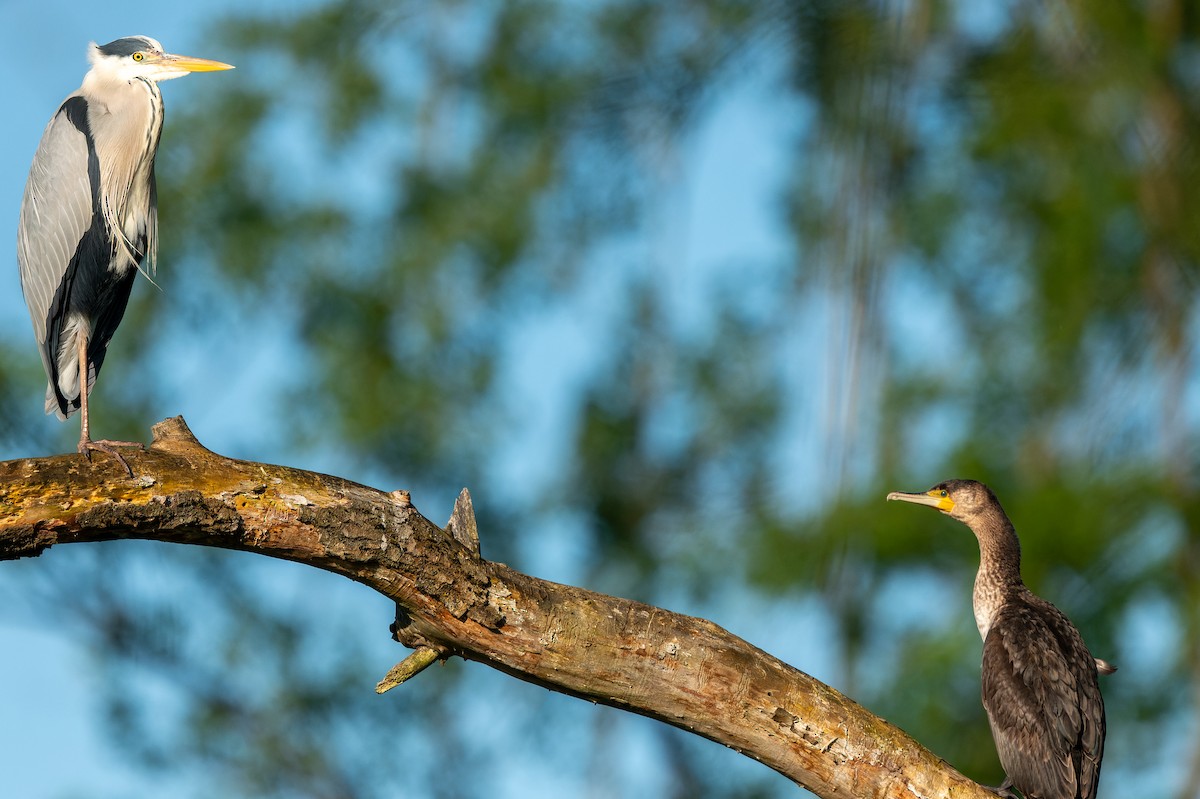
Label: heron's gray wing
xmin=17 ymin=94 xmax=97 ymax=411
xmin=982 ymin=597 xmax=1105 ymax=799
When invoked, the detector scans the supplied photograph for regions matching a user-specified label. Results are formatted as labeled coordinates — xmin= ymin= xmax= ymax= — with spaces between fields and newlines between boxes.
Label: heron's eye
xmin=132 ymin=52 xmax=145 ymax=62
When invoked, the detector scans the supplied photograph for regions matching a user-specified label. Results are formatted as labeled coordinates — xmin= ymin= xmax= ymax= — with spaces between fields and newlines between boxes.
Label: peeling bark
xmin=0 ymin=417 xmax=994 ymax=799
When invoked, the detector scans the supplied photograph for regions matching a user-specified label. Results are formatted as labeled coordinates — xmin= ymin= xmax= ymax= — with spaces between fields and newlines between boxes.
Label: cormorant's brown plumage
xmin=887 ymin=479 xmax=1114 ymax=799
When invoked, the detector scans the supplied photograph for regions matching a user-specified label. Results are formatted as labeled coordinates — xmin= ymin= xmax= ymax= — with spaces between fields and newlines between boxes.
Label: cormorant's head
xmin=87 ymin=36 xmax=233 ymax=84
xmin=886 ymin=478 xmax=998 ymax=524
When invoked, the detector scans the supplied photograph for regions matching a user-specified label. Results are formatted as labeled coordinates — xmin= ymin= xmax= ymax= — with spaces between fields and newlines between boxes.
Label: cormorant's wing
xmin=982 ymin=595 xmax=1105 ymax=799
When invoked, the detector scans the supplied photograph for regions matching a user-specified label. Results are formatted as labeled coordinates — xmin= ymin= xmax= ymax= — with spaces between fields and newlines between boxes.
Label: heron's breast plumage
xmin=87 ymin=76 xmax=162 ymax=272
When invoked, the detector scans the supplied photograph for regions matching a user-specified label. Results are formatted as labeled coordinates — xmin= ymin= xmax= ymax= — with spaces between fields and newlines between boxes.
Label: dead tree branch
xmin=0 ymin=416 xmax=992 ymax=799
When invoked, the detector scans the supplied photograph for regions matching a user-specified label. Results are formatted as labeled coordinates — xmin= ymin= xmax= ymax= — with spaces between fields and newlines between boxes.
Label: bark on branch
xmin=0 ymin=417 xmax=992 ymax=799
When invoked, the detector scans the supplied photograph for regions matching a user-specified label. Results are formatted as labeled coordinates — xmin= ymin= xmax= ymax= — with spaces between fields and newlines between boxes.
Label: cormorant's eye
xmin=939 ymin=490 xmax=948 ymax=497
xmin=132 ymin=52 xmax=145 ymax=62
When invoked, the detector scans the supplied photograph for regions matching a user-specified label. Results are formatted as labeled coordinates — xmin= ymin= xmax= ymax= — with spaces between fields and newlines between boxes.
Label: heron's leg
xmin=75 ymin=331 xmax=142 ymax=477
xmin=77 ymin=329 xmax=92 ymax=445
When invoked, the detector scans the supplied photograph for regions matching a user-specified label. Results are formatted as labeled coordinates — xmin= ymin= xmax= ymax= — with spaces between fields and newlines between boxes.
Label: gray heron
xmin=17 ymin=36 xmax=232 ymax=472
xmin=887 ymin=480 xmax=1113 ymax=799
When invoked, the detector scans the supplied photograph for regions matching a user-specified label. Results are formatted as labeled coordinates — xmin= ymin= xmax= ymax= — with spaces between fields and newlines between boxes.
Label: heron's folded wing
xmin=17 ymin=95 xmax=97 ymax=393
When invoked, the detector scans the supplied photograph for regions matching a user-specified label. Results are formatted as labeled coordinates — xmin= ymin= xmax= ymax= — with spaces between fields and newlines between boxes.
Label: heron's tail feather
xmin=45 ymin=383 xmax=74 ymax=420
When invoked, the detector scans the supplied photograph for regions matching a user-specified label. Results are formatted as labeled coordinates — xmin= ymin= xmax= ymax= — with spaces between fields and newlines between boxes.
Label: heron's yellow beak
xmin=886 ymin=489 xmax=955 ymax=512
xmin=159 ymin=53 xmax=235 ymax=72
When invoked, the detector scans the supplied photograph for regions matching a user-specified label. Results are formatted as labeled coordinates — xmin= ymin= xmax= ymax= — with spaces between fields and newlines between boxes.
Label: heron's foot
xmin=79 ymin=438 xmax=144 ymax=478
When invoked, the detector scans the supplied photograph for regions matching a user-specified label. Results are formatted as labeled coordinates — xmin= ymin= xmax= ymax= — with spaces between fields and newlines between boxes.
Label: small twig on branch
xmin=376 ymin=646 xmax=441 ymax=693
xmin=0 ymin=416 xmax=995 ymax=799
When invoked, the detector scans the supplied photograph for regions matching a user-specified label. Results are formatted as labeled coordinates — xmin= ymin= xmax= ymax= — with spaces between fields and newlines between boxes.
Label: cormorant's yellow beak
xmin=886 ymin=489 xmax=955 ymax=512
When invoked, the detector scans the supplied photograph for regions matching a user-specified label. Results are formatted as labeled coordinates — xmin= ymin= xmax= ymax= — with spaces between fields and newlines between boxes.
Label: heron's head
xmin=886 ymin=478 xmax=997 ymax=524
xmin=88 ymin=36 xmax=233 ymax=83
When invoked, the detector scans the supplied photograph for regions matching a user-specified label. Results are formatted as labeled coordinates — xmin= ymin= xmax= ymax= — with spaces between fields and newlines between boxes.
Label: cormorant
xmin=887 ymin=479 xmax=1114 ymax=799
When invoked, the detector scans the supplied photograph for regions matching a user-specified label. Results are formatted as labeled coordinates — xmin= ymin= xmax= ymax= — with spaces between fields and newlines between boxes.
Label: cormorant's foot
xmin=79 ymin=438 xmax=144 ymax=477
xmin=990 ymin=777 xmax=1020 ymax=799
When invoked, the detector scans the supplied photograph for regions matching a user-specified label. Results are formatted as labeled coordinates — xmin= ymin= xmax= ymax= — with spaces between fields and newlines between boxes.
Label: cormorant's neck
xmin=966 ymin=504 xmax=1025 ymax=640
xmin=970 ymin=507 xmax=1023 ymax=585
